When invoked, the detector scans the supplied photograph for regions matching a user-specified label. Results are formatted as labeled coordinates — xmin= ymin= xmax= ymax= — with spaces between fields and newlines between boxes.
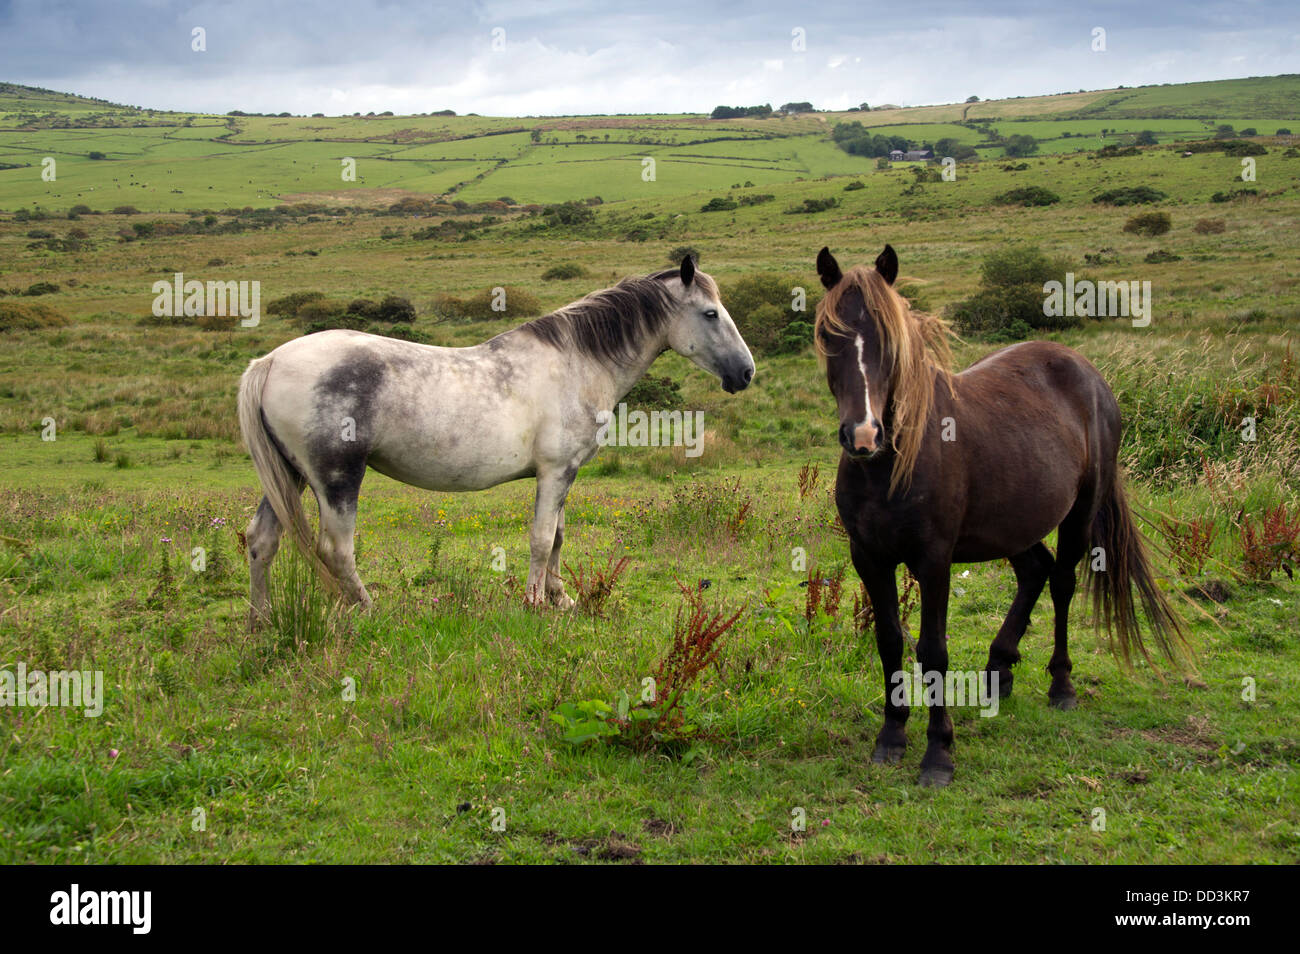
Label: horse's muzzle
xmin=840 ymin=420 xmax=883 ymax=458
xmin=722 ymin=363 xmax=755 ymax=394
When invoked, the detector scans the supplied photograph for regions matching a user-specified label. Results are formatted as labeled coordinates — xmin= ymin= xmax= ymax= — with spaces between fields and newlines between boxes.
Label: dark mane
xmin=519 ymin=270 xmax=718 ymax=366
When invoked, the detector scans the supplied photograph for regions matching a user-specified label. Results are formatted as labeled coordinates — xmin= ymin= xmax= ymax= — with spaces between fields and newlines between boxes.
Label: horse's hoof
xmin=918 ymin=764 xmax=955 ymax=788
xmin=984 ymin=669 xmax=1013 ymax=699
xmin=549 ymin=593 xmax=576 ymax=610
xmin=871 ymin=744 xmax=906 ymax=765
xmin=1048 ymin=693 xmax=1078 ymax=711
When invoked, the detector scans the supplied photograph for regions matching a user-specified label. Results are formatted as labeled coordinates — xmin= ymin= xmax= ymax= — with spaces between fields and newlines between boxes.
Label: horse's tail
xmin=1083 ymin=471 xmax=1189 ymax=669
xmin=237 ymin=356 xmax=336 ymax=593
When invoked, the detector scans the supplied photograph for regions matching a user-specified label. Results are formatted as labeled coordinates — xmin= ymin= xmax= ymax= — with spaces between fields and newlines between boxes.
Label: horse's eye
xmin=704 ymin=309 xmax=718 ymax=320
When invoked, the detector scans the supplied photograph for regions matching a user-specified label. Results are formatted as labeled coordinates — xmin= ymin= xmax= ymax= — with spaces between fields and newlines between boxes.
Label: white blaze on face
xmin=852 ymin=334 xmax=879 ymax=453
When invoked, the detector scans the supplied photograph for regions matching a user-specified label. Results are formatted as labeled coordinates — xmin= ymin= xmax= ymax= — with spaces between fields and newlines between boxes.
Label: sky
xmin=1 ymin=0 xmax=1297 ymax=116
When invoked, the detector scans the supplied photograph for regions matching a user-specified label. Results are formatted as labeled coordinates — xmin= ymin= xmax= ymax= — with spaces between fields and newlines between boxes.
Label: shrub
xmin=993 ymin=186 xmax=1060 ymax=207
xmin=296 ymin=300 xmax=346 ymax=325
xmin=720 ymin=273 xmax=822 ymax=356
xmin=843 ymin=180 xmax=865 ymax=191
xmin=624 ymin=374 xmax=684 ymax=409
xmin=23 ymin=282 xmax=59 ymax=296
xmin=1123 ymin=211 xmax=1172 ymax=236
xmin=1143 ymin=249 xmax=1182 ymax=264
xmin=946 ymin=246 xmax=1075 ymax=338
xmin=0 ymin=301 xmax=70 ymax=332
xmin=1211 ymin=188 xmax=1258 ymax=202
xmin=111 ymin=205 xmax=140 ymax=215
xmin=700 ymin=197 xmax=738 ymax=212
xmin=541 ymin=263 xmax=587 ymax=281
xmin=266 ymin=290 xmax=326 ymax=318
xmin=785 ymin=197 xmax=838 ymax=214
xmin=540 ymin=201 xmax=595 ymax=227
xmin=1093 ymin=186 xmax=1167 ymax=206
xmin=1194 ymin=218 xmax=1226 ymax=234
xmin=375 ymin=295 xmax=415 ymax=322
xmin=666 ymin=246 xmax=700 ymax=266
xmin=430 ymin=286 xmax=541 ymax=321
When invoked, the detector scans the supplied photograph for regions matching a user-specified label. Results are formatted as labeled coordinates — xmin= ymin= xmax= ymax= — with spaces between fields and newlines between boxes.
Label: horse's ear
xmin=875 ymin=244 xmax=898 ymax=285
xmin=816 ymin=246 xmax=842 ymax=289
xmin=679 ymin=253 xmax=695 ymax=287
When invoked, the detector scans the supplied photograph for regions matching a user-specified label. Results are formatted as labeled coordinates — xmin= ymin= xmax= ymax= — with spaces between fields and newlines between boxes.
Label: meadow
xmin=0 ymin=76 xmax=1297 ymax=863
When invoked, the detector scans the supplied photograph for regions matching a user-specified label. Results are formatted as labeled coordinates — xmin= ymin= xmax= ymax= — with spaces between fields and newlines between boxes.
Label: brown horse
xmin=814 ymin=244 xmax=1187 ymax=787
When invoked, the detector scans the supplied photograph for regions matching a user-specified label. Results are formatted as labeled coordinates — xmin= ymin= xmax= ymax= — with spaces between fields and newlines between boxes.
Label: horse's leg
xmin=914 ymin=561 xmax=955 ymax=787
xmin=544 ymin=504 xmax=574 ymax=609
xmin=525 ymin=471 xmax=573 ymax=607
xmin=317 ymin=497 xmax=372 ymax=610
xmin=1047 ymin=511 xmax=1090 ymax=710
xmin=983 ymin=542 xmax=1054 ymax=698
xmin=245 ymin=496 xmax=284 ymax=630
xmin=850 ymin=542 xmax=907 ymax=764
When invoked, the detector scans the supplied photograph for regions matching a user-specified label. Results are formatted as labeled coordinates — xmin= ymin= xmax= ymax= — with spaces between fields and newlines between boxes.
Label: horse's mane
xmin=520 ymin=269 xmax=718 ymax=367
xmin=815 ymin=265 xmax=955 ymax=496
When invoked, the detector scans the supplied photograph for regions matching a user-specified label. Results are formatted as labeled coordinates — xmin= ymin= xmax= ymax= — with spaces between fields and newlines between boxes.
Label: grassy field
xmin=0 ymin=76 xmax=1298 ymax=864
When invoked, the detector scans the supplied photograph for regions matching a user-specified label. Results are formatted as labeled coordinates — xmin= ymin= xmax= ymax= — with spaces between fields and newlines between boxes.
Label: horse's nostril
xmin=743 ymin=366 xmax=754 ymax=383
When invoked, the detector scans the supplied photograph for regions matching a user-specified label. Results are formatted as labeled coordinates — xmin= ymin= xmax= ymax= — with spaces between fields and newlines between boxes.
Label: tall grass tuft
xmin=264 ymin=546 xmax=341 ymax=653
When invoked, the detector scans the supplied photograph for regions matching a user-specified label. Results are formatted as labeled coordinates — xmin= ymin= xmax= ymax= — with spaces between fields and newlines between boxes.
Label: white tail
xmin=237 ymin=357 xmax=338 ymax=593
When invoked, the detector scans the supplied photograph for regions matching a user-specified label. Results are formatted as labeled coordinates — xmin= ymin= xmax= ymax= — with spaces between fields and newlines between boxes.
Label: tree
xmin=779 ymin=101 xmax=814 ymax=114
xmin=1135 ymin=130 xmax=1158 ymax=146
xmin=966 ymin=95 xmax=980 ymax=103
xmin=1003 ymin=134 xmax=1038 ymax=157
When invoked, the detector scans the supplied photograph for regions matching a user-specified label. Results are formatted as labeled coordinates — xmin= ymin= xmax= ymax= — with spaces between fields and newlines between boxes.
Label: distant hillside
xmin=1 ymin=73 xmax=1295 ymax=212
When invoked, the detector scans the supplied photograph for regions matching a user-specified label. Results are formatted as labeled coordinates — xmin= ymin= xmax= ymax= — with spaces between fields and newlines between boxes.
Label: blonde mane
xmin=815 ymin=265 xmax=956 ymax=496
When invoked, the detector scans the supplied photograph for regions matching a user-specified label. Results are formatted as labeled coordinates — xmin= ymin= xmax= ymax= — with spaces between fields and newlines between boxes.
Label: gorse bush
xmin=1124 ymin=211 xmax=1172 ymax=236
xmin=993 ymin=186 xmax=1060 ymax=207
xmin=946 ymin=245 xmax=1075 ymax=339
xmin=1093 ymin=186 xmax=1167 ymax=206
xmin=720 ymin=272 xmax=822 ymax=356
xmin=430 ymin=285 xmax=541 ymax=321
xmin=541 ymin=262 xmax=587 ymax=281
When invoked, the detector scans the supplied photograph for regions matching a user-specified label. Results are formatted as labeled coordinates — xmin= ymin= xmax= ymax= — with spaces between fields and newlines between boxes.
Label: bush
xmin=624 ymin=374 xmax=684 ymax=409
xmin=430 ymin=286 xmax=541 ymax=321
xmin=375 ymin=295 xmax=415 ymax=322
xmin=297 ymin=300 xmax=345 ymax=325
xmin=542 ymin=263 xmax=587 ymax=281
xmin=541 ymin=201 xmax=595 ymax=227
xmin=111 ymin=205 xmax=140 ymax=215
xmin=1093 ymin=186 xmax=1167 ymax=206
xmin=946 ymin=246 xmax=1075 ymax=338
xmin=23 ymin=282 xmax=59 ymax=296
xmin=785 ymin=197 xmax=838 ymax=214
xmin=1143 ymin=249 xmax=1182 ymax=264
xmin=843 ymin=180 xmax=865 ymax=191
xmin=993 ymin=186 xmax=1060 ymax=207
xmin=666 ymin=246 xmax=700 ymax=267
xmin=0 ymin=301 xmax=70 ymax=332
xmin=1194 ymin=218 xmax=1226 ymax=234
xmin=266 ymin=290 xmax=326 ymax=318
xmin=700 ymin=197 xmax=738 ymax=212
xmin=1211 ymin=188 xmax=1258 ymax=203
xmin=720 ymin=273 xmax=822 ymax=356
xmin=1123 ymin=211 xmax=1172 ymax=236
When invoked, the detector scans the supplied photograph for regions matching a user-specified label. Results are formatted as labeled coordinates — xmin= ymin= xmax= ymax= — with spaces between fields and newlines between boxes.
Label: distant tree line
xmin=710 ymin=104 xmax=773 ymax=119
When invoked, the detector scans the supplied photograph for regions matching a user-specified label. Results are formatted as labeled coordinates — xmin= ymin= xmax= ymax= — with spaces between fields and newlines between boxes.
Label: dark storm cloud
xmin=0 ymin=0 xmax=1296 ymax=114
